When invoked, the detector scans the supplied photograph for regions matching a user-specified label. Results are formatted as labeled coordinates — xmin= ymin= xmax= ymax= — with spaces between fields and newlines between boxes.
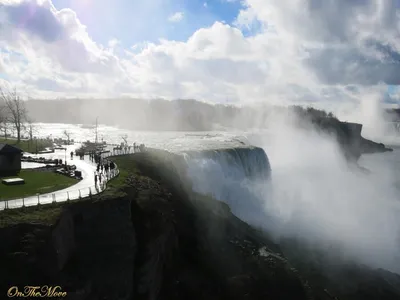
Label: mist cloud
xmin=255 ymin=115 xmax=400 ymax=273
xmin=185 ymin=111 xmax=400 ymax=274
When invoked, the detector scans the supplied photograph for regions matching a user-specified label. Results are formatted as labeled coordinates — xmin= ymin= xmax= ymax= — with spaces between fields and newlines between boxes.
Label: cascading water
xmin=182 ymin=146 xmax=273 ymax=226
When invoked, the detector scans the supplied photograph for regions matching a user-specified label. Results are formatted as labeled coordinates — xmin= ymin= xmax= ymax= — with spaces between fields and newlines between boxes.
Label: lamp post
xmin=95 ymin=116 xmax=98 ymax=146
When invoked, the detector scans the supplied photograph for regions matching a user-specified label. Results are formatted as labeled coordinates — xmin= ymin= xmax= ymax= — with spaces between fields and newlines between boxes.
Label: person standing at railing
xmin=98 ymin=172 xmax=102 ymax=188
xmin=94 ymin=172 xmax=98 ymax=187
xmin=104 ymin=163 xmax=109 ymax=179
xmin=110 ymin=161 xmax=115 ymax=177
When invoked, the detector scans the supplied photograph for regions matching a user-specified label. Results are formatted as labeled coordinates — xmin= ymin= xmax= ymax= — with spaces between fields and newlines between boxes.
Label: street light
xmin=95 ymin=116 xmax=98 ymax=146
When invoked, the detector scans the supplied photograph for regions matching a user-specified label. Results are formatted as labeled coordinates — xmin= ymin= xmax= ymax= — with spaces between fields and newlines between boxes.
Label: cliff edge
xmin=311 ymin=119 xmax=392 ymax=161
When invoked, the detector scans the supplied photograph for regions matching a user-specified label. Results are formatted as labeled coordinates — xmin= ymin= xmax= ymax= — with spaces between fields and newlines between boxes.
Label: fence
xmin=100 ymin=147 xmax=136 ymax=158
xmin=0 ymin=146 xmax=148 ymax=211
xmin=0 ymin=162 xmax=120 ymax=211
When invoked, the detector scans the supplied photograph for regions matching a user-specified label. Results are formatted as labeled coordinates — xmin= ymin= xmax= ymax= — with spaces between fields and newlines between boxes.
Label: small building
xmin=0 ymin=144 xmax=23 ymax=176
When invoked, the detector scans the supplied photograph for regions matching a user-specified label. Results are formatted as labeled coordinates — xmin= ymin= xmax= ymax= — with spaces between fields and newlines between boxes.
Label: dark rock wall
xmin=1 ymin=151 xmax=399 ymax=300
xmin=315 ymin=120 xmax=392 ymax=161
xmin=0 ymin=197 xmax=136 ymax=300
xmin=0 ymin=212 xmax=75 ymax=293
xmin=63 ymin=196 xmax=136 ymax=299
xmin=52 ymin=210 xmax=76 ymax=271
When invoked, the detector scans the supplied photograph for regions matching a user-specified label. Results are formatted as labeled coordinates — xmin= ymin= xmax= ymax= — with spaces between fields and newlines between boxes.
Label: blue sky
xmin=51 ymin=0 xmax=245 ymax=47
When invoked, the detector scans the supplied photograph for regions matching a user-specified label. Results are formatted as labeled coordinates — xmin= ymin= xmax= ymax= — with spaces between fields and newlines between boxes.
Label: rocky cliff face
xmin=0 ymin=197 xmax=136 ymax=299
xmin=1 ymin=152 xmax=400 ymax=300
xmin=52 ymin=210 xmax=76 ymax=271
xmin=313 ymin=119 xmax=392 ymax=161
xmin=124 ymin=166 xmax=312 ymax=300
xmin=0 ymin=152 xmax=312 ymax=300
xmin=0 ymin=210 xmax=76 ymax=290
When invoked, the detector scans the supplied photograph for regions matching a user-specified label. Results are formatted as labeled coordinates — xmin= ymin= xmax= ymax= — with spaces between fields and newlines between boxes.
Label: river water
xmin=28 ymin=122 xmax=400 ymax=186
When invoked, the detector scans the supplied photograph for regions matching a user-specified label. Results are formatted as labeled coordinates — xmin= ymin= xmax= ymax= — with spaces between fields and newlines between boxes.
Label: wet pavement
xmin=22 ymin=162 xmax=48 ymax=169
xmin=1 ymin=144 xmax=119 ymax=210
xmin=28 ymin=143 xmax=98 ymax=191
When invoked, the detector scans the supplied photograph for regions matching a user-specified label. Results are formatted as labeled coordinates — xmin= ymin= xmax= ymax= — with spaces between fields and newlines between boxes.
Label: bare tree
xmin=24 ymin=119 xmax=41 ymax=153
xmin=63 ymin=130 xmax=72 ymax=145
xmin=0 ymin=104 xmax=7 ymax=139
xmin=0 ymin=87 xmax=28 ymax=142
xmin=26 ymin=119 xmax=38 ymax=141
xmin=0 ymin=123 xmax=9 ymax=139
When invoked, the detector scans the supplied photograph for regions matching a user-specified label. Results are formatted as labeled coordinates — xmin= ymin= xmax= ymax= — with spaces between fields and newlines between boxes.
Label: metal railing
xmin=0 ymin=161 xmax=120 ymax=211
xmin=0 ymin=146 xmax=148 ymax=211
xmin=100 ymin=147 xmax=137 ymax=158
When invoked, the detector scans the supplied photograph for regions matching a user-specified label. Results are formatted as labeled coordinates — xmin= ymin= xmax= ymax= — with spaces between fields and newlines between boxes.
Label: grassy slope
xmin=0 ymin=137 xmax=53 ymax=153
xmin=0 ymin=170 xmax=78 ymax=201
xmin=0 ymin=203 xmax=62 ymax=228
xmin=98 ymin=154 xmax=149 ymax=198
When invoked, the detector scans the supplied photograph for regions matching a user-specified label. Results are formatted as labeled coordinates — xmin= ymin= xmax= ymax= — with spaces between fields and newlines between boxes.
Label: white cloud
xmin=0 ymin=0 xmax=398 ymax=111
xmin=108 ymin=39 xmax=120 ymax=48
xmin=168 ymin=11 xmax=184 ymax=23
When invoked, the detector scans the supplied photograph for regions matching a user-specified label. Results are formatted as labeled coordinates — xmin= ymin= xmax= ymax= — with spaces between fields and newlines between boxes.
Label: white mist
xmin=250 ymin=113 xmax=400 ymax=274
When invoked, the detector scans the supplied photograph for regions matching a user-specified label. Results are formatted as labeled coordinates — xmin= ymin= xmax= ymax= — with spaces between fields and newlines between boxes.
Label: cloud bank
xmin=0 ymin=0 xmax=399 ymax=111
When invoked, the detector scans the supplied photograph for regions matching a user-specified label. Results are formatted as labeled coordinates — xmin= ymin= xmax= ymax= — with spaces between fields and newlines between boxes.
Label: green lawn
xmin=0 ymin=170 xmax=78 ymax=201
xmin=0 ymin=137 xmax=53 ymax=153
xmin=0 ymin=154 xmax=147 ymax=225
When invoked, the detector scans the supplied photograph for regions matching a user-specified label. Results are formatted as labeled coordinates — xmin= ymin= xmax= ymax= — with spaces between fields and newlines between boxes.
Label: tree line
xmin=23 ymin=97 xmax=345 ymax=131
xmin=4 ymin=90 xmax=350 ymax=134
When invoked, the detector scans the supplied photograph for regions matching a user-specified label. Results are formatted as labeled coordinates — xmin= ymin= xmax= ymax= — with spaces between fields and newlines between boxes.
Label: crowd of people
xmin=133 ymin=142 xmax=146 ymax=152
xmin=70 ymin=140 xmax=147 ymax=189
xmin=94 ymin=159 xmax=116 ymax=189
xmin=112 ymin=142 xmax=146 ymax=154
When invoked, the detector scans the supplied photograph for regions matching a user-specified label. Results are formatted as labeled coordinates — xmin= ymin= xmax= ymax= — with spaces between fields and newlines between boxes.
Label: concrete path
xmin=0 ymin=144 xmax=119 ymax=210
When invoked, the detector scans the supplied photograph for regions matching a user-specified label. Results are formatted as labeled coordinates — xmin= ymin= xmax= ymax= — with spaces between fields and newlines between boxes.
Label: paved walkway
xmin=0 ymin=145 xmax=125 ymax=210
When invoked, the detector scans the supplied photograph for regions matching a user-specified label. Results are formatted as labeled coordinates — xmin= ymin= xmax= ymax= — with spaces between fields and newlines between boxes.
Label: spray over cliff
xmin=182 ymin=147 xmax=271 ymax=224
xmin=183 ymin=147 xmax=271 ymax=181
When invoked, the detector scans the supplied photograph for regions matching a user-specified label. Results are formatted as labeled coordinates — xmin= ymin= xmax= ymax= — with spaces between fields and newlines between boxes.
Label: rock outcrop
xmin=125 ymin=163 xmax=311 ymax=300
xmin=0 ymin=210 xmax=76 ymax=292
xmin=313 ymin=119 xmax=392 ymax=161
xmin=0 ymin=197 xmax=136 ymax=299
